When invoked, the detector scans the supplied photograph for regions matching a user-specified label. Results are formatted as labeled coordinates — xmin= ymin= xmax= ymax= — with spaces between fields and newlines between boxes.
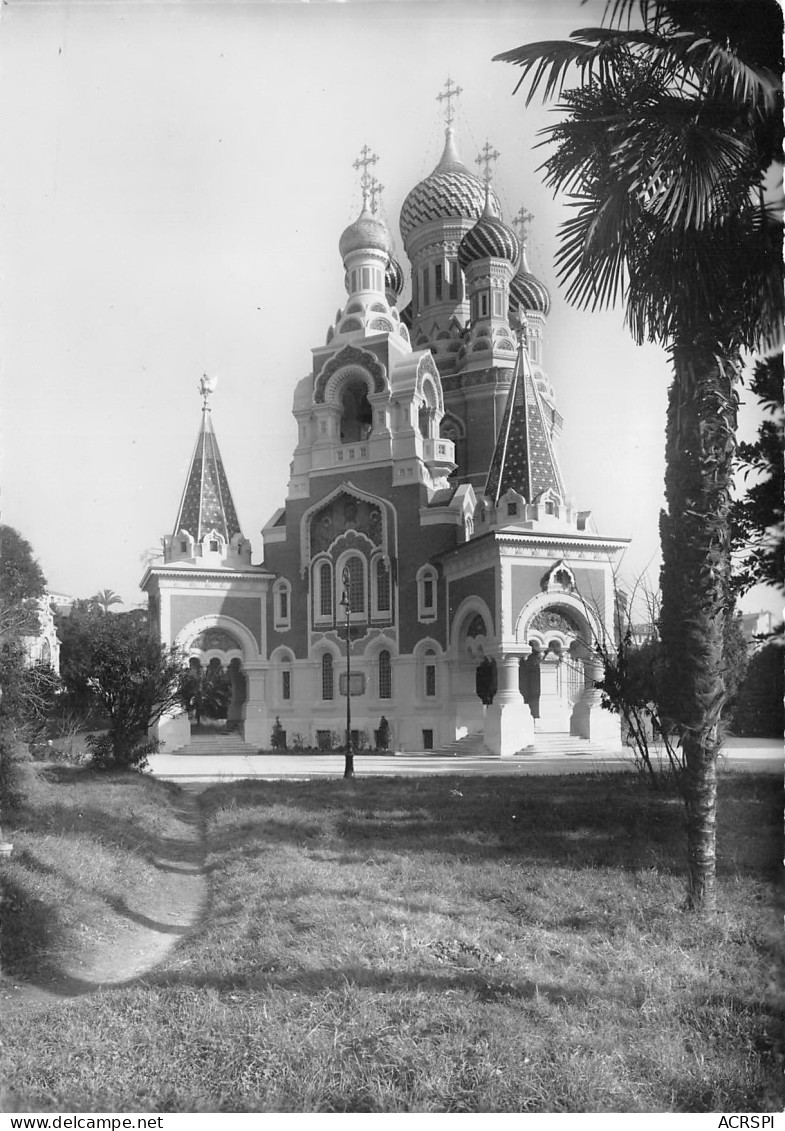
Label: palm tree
xmin=495 ymin=0 xmax=783 ymax=910
xmin=91 ymin=588 xmax=123 ymax=615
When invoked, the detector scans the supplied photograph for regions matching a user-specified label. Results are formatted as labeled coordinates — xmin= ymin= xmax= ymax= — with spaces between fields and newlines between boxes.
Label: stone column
xmin=569 ymin=644 xmax=622 ymax=745
xmin=484 ymin=653 xmax=534 ymax=757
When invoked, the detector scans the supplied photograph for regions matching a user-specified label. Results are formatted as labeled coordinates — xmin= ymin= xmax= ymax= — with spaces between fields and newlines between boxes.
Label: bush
xmin=86 ymin=732 xmax=160 ymax=772
xmin=730 ymin=641 xmax=784 ymax=737
xmin=0 ymin=729 xmax=36 ymax=810
xmin=270 ymin=717 xmax=287 ymax=750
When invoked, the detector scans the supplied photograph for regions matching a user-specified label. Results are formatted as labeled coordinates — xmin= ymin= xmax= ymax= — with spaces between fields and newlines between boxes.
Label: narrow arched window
xmin=319 ymin=561 xmax=333 ymax=618
xmin=379 ymin=650 xmax=391 ymax=699
xmin=376 ymin=558 xmax=390 ymax=613
xmin=322 ymin=653 xmax=334 ymax=700
xmin=424 ymin=649 xmax=437 ymax=698
xmin=345 ymin=554 xmax=365 ymax=614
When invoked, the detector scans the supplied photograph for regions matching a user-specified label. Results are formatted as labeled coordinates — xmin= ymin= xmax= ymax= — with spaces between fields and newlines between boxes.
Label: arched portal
xmin=176 ymin=618 xmax=255 ymax=736
xmin=515 ymin=595 xmax=597 ymax=732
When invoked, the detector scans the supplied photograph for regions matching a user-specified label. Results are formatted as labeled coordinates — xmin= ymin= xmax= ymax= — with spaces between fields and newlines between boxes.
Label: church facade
xmin=142 ymin=98 xmax=627 ymax=756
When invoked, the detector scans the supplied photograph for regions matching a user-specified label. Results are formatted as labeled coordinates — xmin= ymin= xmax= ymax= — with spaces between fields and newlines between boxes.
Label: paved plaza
xmin=149 ymin=735 xmax=783 ymax=791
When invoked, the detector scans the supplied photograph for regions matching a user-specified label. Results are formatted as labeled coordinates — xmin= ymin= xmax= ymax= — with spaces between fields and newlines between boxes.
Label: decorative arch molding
xmin=313 ymin=344 xmax=387 ymax=405
xmin=449 ymin=596 xmax=495 ymax=657
xmin=299 ymin=480 xmax=398 ymax=573
xmin=176 ymin=614 xmax=260 ymax=664
xmin=514 ymin=591 xmax=599 ymax=649
xmin=415 ymin=354 xmax=444 ymax=412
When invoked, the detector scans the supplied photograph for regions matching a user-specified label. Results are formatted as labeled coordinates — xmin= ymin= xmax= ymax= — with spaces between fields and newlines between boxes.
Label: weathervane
xmin=352 ymin=144 xmax=379 ymax=208
xmin=436 ymin=76 xmax=463 ymax=128
xmin=475 ymin=140 xmax=500 ymax=186
xmin=199 ymin=373 xmax=218 ymax=410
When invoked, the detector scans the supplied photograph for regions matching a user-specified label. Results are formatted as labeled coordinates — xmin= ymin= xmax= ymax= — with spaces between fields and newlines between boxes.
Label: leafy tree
xmin=730 ymin=639 xmax=785 ymax=736
xmin=90 ymin=588 xmax=124 ymax=615
xmin=0 ymin=525 xmax=46 ymax=639
xmin=64 ymin=612 xmax=184 ymax=769
xmin=496 ymin=0 xmax=783 ymax=910
xmin=731 ymin=355 xmax=784 ymax=595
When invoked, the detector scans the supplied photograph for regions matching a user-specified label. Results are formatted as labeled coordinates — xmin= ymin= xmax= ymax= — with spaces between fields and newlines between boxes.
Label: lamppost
xmin=340 ymin=566 xmax=355 ymax=779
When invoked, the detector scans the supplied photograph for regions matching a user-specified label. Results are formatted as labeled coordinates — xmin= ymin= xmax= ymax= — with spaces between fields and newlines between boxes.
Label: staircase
xmin=165 ymin=732 xmax=260 ymax=757
xmin=431 ymin=729 xmax=622 ymax=758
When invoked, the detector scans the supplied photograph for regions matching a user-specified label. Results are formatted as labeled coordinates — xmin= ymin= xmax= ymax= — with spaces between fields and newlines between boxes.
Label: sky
xmin=0 ymin=0 xmax=778 ymax=620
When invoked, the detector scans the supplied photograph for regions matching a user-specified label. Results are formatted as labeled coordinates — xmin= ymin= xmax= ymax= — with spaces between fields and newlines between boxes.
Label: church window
xmin=416 ymin=565 xmax=438 ymax=621
xmin=318 ymin=561 xmax=333 ymax=619
xmin=507 ymin=501 xmax=517 ymax=517
xmin=480 ymin=293 xmax=488 ymax=318
xmin=209 ymin=539 xmax=220 ymax=552
xmin=274 ymin=579 xmax=292 ymax=630
xmin=282 ymin=669 xmax=291 ymax=700
xmin=424 ymin=650 xmax=437 ymax=697
xmin=423 ymin=267 xmax=430 ymax=306
xmin=493 ymin=290 xmax=503 ymax=317
xmin=378 ymin=650 xmax=391 ymax=699
xmin=342 ymin=554 xmax=366 ymax=615
xmin=435 ymin=264 xmax=443 ymax=300
xmin=412 ymin=272 xmax=419 ymax=312
xmin=362 ymin=267 xmax=371 ymax=290
xmin=340 ymin=379 xmax=373 ymax=443
xmin=374 ymin=557 xmax=391 ymax=614
xmin=322 ymin=653 xmax=334 ymax=700
xmin=180 ymin=540 xmax=188 ymax=553
xmin=449 ymin=261 xmax=459 ymax=301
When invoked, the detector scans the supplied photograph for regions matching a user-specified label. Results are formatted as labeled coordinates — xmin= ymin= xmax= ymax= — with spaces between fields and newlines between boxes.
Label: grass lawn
xmin=1 ymin=765 xmax=782 ymax=1113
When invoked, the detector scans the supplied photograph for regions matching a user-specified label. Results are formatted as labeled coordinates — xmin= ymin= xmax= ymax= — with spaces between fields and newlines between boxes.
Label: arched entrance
xmin=450 ymin=599 xmax=495 ymax=738
xmin=516 ymin=598 xmax=594 ymax=732
xmin=180 ymin=624 xmax=249 ymax=736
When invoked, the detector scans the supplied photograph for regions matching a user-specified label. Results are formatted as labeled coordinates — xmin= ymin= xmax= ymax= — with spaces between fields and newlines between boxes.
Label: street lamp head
xmin=340 ymin=589 xmax=350 ymax=611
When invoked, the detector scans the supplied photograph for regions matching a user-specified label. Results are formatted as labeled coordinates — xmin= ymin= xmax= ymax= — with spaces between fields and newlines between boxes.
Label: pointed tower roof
xmin=485 ymin=330 xmax=566 ymax=506
xmin=173 ymin=376 xmax=242 ymax=542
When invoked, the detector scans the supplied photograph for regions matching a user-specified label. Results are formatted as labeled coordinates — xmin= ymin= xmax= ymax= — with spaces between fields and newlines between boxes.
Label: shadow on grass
xmin=201 ymin=774 xmax=782 ymax=879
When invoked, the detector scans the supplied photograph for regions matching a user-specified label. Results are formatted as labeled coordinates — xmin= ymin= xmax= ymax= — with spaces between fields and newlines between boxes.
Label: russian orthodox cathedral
xmin=142 ymin=82 xmax=627 ymax=756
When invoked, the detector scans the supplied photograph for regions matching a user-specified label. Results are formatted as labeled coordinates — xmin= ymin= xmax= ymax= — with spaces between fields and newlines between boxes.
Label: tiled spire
xmin=485 ymin=328 xmax=566 ymax=505
xmin=172 ymin=376 xmax=242 ymax=542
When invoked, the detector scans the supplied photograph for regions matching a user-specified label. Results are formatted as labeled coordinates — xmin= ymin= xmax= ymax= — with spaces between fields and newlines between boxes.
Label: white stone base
xmin=570 ymin=693 xmax=622 ymax=745
xmin=484 ymin=698 xmax=535 ymax=757
xmin=155 ymin=710 xmax=191 ymax=752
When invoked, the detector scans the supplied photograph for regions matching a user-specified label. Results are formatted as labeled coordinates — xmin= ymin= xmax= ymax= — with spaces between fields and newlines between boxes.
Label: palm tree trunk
xmin=659 ymin=342 xmax=739 ymax=912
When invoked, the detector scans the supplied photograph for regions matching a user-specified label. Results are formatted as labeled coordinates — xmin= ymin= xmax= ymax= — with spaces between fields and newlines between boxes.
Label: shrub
xmin=730 ymin=641 xmax=784 ymax=737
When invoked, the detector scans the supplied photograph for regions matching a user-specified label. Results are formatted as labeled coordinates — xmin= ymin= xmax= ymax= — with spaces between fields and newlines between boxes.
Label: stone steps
xmin=166 ymin=733 xmax=260 ymax=756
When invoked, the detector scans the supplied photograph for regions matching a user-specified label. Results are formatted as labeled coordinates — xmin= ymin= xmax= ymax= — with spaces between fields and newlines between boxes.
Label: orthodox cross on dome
xmin=352 ymin=144 xmax=379 ymax=208
xmin=436 ymin=76 xmax=463 ymax=128
xmin=475 ymin=140 xmax=500 ymax=185
xmin=513 ymin=206 xmax=534 ymax=245
xmin=199 ymin=373 xmax=217 ymax=411
xmin=368 ymin=175 xmax=384 ymax=215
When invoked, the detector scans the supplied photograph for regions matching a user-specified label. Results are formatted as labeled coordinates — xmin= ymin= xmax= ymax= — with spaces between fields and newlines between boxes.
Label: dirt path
xmin=1 ymin=790 xmax=208 ymax=1016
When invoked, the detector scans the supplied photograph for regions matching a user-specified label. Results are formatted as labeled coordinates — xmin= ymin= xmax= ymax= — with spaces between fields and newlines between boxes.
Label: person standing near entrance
xmin=520 ymin=642 xmax=542 ymax=722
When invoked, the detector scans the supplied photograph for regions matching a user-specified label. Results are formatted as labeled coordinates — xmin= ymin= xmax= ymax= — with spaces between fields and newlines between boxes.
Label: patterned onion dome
xmin=458 ymin=203 xmax=520 ymax=272
xmin=339 ymin=206 xmax=393 ymax=260
xmin=385 ymin=254 xmax=404 ymax=298
xmin=509 ymin=265 xmax=551 ymax=315
xmin=399 ymin=130 xmax=500 ymax=245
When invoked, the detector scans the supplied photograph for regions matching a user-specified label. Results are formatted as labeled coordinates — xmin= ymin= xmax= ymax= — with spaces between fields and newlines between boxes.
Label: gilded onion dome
xmin=339 ymin=205 xmax=393 ymax=260
xmin=509 ymin=250 xmax=551 ymax=315
xmin=399 ymin=128 xmax=500 ymax=245
xmin=457 ymin=197 xmax=520 ymax=271
xmin=385 ymin=254 xmax=404 ymax=299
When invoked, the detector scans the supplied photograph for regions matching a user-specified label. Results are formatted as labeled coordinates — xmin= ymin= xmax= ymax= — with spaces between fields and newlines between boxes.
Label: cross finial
xmin=199 ymin=373 xmax=217 ymax=410
xmin=513 ymin=206 xmax=535 ymax=244
xmin=353 ymin=144 xmax=379 ymax=208
xmin=368 ymin=175 xmax=384 ymax=215
xmin=436 ymin=77 xmax=463 ymax=128
xmin=475 ymin=140 xmax=500 ymax=185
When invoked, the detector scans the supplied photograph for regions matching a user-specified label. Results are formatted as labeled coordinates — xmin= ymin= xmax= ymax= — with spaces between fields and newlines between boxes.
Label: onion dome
xmin=509 ymin=252 xmax=551 ymax=315
xmin=457 ymin=197 xmax=520 ymax=272
xmin=385 ymin=254 xmax=404 ymax=299
xmin=339 ymin=205 xmax=393 ymax=260
xmin=400 ymin=128 xmax=500 ymax=245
